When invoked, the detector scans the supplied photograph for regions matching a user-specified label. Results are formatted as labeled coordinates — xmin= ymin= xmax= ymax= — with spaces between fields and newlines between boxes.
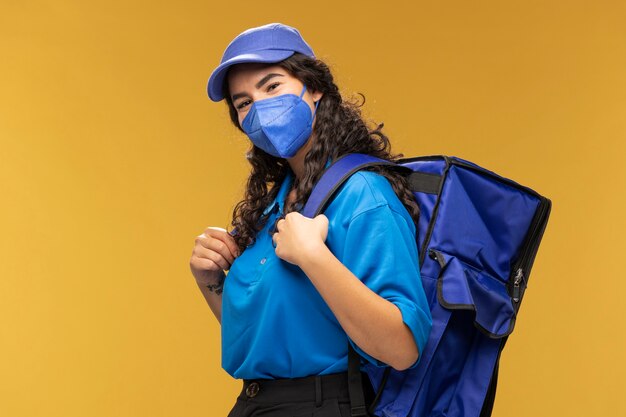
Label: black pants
xmin=227 ymin=371 xmax=376 ymax=417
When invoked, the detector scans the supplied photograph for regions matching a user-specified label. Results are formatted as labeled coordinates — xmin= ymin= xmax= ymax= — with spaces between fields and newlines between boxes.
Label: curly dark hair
xmin=221 ymin=53 xmax=420 ymax=253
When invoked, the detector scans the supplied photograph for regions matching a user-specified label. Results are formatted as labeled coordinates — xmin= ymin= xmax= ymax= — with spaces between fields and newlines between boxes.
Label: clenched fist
xmin=190 ymin=227 xmax=240 ymax=287
xmin=272 ymin=212 xmax=328 ymax=266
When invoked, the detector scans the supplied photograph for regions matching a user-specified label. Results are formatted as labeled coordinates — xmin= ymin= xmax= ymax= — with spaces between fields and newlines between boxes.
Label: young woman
xmin=189 ymin=23 xmax=433 ymax=417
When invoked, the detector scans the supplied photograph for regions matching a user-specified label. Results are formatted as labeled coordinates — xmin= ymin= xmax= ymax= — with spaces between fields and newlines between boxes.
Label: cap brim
xmin=207 ymin=50 xmax=296 ymax=102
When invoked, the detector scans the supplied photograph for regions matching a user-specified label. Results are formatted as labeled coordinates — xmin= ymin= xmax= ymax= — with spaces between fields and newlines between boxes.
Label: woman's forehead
xmin=227 ymin=63 xmax=289 ymax=84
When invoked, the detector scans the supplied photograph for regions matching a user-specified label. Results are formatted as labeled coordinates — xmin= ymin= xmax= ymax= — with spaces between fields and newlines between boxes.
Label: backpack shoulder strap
xmin=301 ymin=153 xmax=406 ymax=416
xmin=301 ymin=153 xmax=404 ymax=218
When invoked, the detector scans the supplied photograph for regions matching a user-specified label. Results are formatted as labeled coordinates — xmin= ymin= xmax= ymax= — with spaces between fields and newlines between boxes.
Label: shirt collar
xmin=263 ymin=168 xmax=295 ymax=216
xmin=261 ymin=157 xmax=333 ymax=217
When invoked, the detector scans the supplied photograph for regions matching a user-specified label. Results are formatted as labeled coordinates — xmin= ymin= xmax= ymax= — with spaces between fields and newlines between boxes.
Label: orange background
xmin=1 ymin=1 xmax=624 ymax=416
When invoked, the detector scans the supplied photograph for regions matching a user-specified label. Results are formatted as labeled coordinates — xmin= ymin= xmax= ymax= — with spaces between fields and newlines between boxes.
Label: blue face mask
xmin=241 ymin=84 xmax=320 ymax=158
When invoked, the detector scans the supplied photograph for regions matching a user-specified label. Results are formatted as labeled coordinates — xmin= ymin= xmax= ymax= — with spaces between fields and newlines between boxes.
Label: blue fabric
xmin=241 ymin=84 xmax=320 ymax=159
xmin=316 ymin=154 xmax=551 ymax=417
xmin=207 ymin=23 xmax=316 ymax=101
xmin=276 ymin=153 xmax=551 ymax=417
xmin=221 ymin=166 xmax=433 ymax=379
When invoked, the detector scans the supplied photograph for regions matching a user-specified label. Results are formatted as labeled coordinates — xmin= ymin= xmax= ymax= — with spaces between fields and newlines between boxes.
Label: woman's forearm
xmin=196 ymin=279 xmax=223 ymax=324
xmin=299 ymin=244 xmax=419 ymax=371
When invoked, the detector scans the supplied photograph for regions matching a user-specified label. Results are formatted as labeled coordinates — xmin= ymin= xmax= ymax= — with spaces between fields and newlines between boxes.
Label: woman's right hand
xmin=190 ymin=227 xmax=240 ymax=286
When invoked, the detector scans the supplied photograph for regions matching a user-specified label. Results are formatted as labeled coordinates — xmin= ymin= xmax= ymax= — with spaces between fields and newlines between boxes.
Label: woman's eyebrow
xmin=231 ymin=73 xmax=285 ymax=101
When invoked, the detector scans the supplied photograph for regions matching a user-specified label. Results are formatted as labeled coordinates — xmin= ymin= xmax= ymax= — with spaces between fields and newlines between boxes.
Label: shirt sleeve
xmin=340 ymin=203 xmax=433 ymax=369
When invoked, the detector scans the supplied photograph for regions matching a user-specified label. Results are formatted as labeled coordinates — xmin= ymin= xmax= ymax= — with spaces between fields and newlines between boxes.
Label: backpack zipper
xmin=400 ymin=155 xmax=551 ymax=307
xmin=512 ymin=268 xmax=525 ymax=303
xmin=509 ymin=196 xmax=551 ymax=307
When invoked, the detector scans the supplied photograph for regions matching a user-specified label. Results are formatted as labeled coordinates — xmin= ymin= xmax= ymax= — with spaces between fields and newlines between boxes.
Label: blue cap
xmin=206 ymin=23 xmax=316 ymax=102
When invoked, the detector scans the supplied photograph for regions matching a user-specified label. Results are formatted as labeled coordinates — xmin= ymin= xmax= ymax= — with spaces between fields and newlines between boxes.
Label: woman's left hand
xmin=273 ymin=212 xmax=329 ymax=266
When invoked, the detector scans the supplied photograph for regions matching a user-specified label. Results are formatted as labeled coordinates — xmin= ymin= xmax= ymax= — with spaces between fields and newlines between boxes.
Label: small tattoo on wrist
xmin=206 ymin=274 xmax=225 ymax=295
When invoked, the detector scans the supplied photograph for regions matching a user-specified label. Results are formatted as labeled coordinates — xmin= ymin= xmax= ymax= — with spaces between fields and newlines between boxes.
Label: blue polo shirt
xmin=221 ymin=165 xmax=433 ymax=379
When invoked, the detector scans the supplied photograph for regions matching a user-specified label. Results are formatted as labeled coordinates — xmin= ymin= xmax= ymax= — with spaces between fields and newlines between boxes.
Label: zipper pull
xmin=512 ymin=268 xmax=524 ymax=302
xmin=428 ymin=249 xmax=446 ymax=269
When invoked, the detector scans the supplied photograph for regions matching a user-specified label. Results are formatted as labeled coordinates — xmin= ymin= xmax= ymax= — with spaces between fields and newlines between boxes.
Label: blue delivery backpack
xmin=301 ymin=153 xmax=552 ymax=417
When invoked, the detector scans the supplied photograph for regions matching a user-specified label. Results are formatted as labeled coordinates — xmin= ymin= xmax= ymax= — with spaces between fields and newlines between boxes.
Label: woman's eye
xmin=235 ymin=84 xmax=279 ymax=110
xmin=236 ymin=100 xmax=250 ymax=110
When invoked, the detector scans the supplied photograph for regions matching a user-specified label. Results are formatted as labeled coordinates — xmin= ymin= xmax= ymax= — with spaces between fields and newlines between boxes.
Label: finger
xmin=216 ymin=232 xmax=240 ymax=259
xmin=196 ymin=235 xmax=235 ymax=264
xmin=315 ymin=214 xmax=329 ymax=227
xmin=203 ymin=227 xmax=231 ymax=238
xmin=286 ymin=211 xmax=300 ymax=219
xmin=272 ymin=233 xmax=278 ymax=249
xmin=276 ymin=218 xmax=285 ymax=232
xmin=202 ymin=227 xmax=240 ymax=258
xmin=191 ymin=255 xmax=221 ymax=273
xmin=200 ymin=247 xmax=231 ymax=271
xmin=315 ymin=214 xmax=329 ymax=241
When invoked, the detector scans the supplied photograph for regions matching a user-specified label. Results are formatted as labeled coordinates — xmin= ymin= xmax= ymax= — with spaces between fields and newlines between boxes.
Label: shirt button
xmin=260 ymin=257 xmax=266 ymax=265
xmin=246 ymin=382 xmax=260 ymax=398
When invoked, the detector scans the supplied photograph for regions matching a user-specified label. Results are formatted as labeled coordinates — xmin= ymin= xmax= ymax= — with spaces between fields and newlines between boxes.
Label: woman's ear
xmin=312 ymin=90 xmax=324 ymax=103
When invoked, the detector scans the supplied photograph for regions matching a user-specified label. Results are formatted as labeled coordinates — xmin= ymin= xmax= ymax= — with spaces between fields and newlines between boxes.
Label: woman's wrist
xmin=198 ymin=270 xmax=226 ymax=295
xmin=299 ymin=243 xmax=332 ymax=273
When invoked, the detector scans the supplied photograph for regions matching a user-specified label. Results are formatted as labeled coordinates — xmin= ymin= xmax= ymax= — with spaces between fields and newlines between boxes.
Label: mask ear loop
xmin=302 ymin=83 xmax=320 ymax=119
xmin=312 ymin=99 xmax=320 ymax=118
